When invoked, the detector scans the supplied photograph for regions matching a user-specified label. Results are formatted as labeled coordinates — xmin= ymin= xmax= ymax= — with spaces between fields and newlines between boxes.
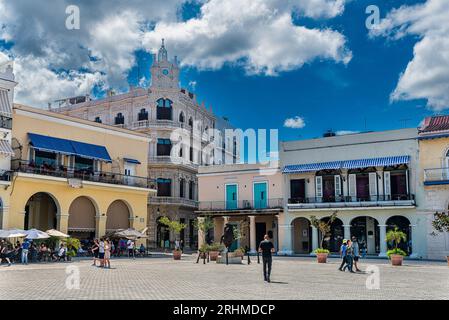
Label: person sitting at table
xmin=139 ymin=243 xmax=145 ymax=256
xmin=52 ymin=244 xmax=66 ymax=262
xmin=38 ymin=243 xmax=48 ymax=262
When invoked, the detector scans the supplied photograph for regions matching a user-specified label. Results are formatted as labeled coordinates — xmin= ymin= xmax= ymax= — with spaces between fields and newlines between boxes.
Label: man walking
xmin=21 ymin=240 xmax=30 ymax=265
xmin=338 ymin=239 xmax=347 ymax=271
xmin=351 ymin=236 xmax=361 ymax=272
xmin=258 ymin=234 xmax=275 ymax=282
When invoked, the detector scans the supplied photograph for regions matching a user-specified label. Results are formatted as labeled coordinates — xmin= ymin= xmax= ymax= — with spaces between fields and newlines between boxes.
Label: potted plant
xmin=432 ymin=211 xmax=449 ymax=266
xmin=310 ymin=211 xmax=338 ymax=263
xmin=386 ymin=227 xmax=407 ymax=266
xmin=158 ymin=216 xmax=187 ymax=260
xmin=208 ymin=242 xmax=224 ymax=261
xmin=65 ymin=237 xmax=81 ymax=261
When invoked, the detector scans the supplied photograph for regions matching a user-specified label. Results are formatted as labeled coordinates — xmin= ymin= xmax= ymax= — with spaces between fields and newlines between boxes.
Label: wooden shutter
xmin=334 ymin=175 xmax=341 ymax=198
xmin=348 ymin=174 xmax=356 ymax=200
xmin=383 ymin=171 xmax=391 ymax=199
xmin=369 ymin=172 xmax=378 ymax=199
xmin=315 ymin=176 xmax=323 ymax=199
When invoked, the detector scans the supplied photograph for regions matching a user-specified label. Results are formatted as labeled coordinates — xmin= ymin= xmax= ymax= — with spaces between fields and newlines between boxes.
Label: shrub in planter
xmin=208 ymin=242 xmax=224 ymax=261
xmin=386 ymin=228 xmax=407 ymax=266
xmin=432 ymin=211 xmax=449 ymax=265
xmin=314 ymin=248 xmax=330 ymax=263
xmin=158 ymin=216 xmax=187 ymax=260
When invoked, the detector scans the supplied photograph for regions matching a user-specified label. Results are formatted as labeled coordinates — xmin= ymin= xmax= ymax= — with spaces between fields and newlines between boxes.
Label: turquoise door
xmin=226 ymin=184 xmax=238 ymax=210
xmin=254 ymin=182 xmax=267 ymax=209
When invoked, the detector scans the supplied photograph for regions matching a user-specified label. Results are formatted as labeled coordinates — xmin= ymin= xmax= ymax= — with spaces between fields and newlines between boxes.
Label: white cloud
xmin=0 ymin=0 xmax=351 ymax=107
xmin=370 ymin=0 xmax=449 ymax=110
xmin=335 ymin=130 xmax=359 ymax=136
xmin=188 ymin=80 xmax=197 ymax=90
xmin=284 ymin=116 xmax=305 ymax=129
xmin=142 ymin=0 xmax=351 ymax=76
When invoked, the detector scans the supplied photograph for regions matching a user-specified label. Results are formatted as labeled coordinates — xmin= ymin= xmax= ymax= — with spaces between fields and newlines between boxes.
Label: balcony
xmin=0 ymin=170 xmax=12 ymax=182
xmin=131 ymin=120 xmax=186 ymax=130
xmin=424 ymin=168 xmax=449 ymax=185
xmin=12 ymin=160 xmax=156 ymax=189
xmin=149 ymin=196 xmax=198 ymax=208
xmin=149 ymin=156 xmax=198 ymax=170
xmin=287 ymin=194 xmax=415 ymax=209
xmin=198 ymin=198 xmax=284 ymax=212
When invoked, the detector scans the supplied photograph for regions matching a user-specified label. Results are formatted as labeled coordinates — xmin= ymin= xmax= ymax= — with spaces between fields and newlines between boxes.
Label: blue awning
xmin=28 ymin=133 xmax=112 ymax=162
xmin=28 ymin=133 xmax=74 ymax=155
xmin=283 ymin=155 xmax=410 ymax=174
xmin=124 ymin=158 xmax=141 ymax=164
xmin=283 ymin=161 xmax=342 ymax=174
xmin=342 ymin=156 xmax=410 ymax=169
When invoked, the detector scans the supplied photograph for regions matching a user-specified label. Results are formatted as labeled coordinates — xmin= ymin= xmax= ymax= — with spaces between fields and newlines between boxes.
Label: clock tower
xmin=150 ymin=39 xmax=180 ymax=89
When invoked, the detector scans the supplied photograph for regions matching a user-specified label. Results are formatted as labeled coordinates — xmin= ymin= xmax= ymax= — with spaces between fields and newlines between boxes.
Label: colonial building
xmin=0 ymin=60 xmax=16 ymax=228
xmin=196 ymin=163 xmax=283 ymax=252
xmin=6 ymin=103 xmax=156 ymax=241
xmin=417 ymin=116 xmax=449 ymax=259
xmin=279 ymin=129 xmax=425 ymax=258
xmin=53 ymin=40 xmax=238 ymax=249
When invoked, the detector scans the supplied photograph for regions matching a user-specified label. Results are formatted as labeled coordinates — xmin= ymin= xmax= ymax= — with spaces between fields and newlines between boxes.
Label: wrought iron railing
xmin=149 ymin=196 xmax=198 ymax=207
xmin=424 ymin=168 xmax=449 ymax=182
xmin=198 ymin=198 xmax=284 ymax=211
xmin=288 ymin=194 xmax=415 ymax=207
xmin=12 ymin=160 xmax=156 ymax=189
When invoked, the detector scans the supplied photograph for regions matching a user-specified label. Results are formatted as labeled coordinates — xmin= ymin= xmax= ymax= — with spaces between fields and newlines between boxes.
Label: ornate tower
xmin=150 ymin=39 xmax=180 ymax=89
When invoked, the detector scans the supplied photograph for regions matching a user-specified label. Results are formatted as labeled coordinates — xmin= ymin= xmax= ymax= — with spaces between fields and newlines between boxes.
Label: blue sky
xmin=1 ymin=0 xmax=447 ymax=143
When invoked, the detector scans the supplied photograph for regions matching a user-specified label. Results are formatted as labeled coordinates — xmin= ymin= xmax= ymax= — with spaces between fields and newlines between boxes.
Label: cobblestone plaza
xmin=1 ymin=256 xmax=448 ymax=300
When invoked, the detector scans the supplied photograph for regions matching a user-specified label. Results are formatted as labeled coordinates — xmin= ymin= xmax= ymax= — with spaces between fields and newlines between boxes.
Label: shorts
xmin=93 ymin=251 xmax=99 ymax=258
xmin=98 ymin=252 xmax=105 ymax=259
xmin=353 ymin=256 xmax=359 ymax=262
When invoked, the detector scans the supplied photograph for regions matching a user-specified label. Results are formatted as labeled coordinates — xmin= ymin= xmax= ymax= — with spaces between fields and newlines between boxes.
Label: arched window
xmin=157 ymin=138 xmax=172 ymax=156
xmin=179 ymin=145 xmax=183 ymax=158
xmin=179 ymin=112 xmax=185 ymax=123
xmin=189 ymin=180 xmax=194 ymax=200
xmin=138 ymin=108 xmax=148 ymax=121
xmin=114 ymin=113 xmax=124 ymax=125
xmin=179 ymin=178 xmax=185 ymax=198
xmin=94 ymin=116 xmax=102 ymax=123
xmin=157 ymin=178 xmax=172 ymax=197
xmin=188 ymin=117 xmax=193 ymax=127
xmin=156 ymin=98 xmax=173 ymax=120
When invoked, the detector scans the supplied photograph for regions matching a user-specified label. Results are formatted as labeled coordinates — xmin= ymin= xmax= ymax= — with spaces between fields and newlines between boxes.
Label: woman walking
xmin=91 ymin=239 xmax=99 ymax=266
xmin=104 ymin=239 xmax=111 ymax=269
xmin=343 ymin=240 xmax=355 ymax=273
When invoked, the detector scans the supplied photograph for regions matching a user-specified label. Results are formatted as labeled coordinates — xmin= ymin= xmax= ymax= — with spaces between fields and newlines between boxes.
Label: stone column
xmin=1 ymin=206 xmax=9 ymax=229
xmin=343 ymin=224 xmax=351 ymax=240
xmin=197 ymin=217 xmax=205 ymax=249
xmin=96 ymin=214 xmax=107 ymax=239
xmin=277 ymin=224 xmax=293 ymax=255
xmin=311 ymin=226 xmax=319 ymax=255
xmin=249 ymin=215 xmax=256 ymax=253
xmin=378 ymin=224 xmax=388 ymax=257
xmin=409 ymin=223 xmax=420 ymax=259
xmin=56 ymin=213 xmax=69 ymax=234
xmin=213 ymin=217 xmax=224 ymax=242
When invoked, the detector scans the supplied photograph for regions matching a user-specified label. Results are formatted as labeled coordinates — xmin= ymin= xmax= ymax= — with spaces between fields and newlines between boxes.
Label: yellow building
xmin=418 ymin=116 xmax=449 ymax=259
xmin=4 ymin=104 xmax=156 ymax=240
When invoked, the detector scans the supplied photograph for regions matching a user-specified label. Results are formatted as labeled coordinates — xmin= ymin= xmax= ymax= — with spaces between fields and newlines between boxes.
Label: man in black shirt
xmin=258 ymin=234 xmax=275 ymax=282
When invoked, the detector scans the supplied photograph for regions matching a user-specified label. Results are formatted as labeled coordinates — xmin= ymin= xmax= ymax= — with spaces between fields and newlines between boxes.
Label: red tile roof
xmin=419 ymin=115 xmax=449 ymax=133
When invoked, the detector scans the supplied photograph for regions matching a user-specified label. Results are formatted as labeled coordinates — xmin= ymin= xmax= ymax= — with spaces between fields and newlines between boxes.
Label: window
xmin=74 ymin=156 xmax=94 ymax=172
xmin=179 ymin=146 xmax=183 ymax=158
xmin=157 ymin=178 xmax=172 ymax=197
xmin=156 ymin=98 xmax=173 ymax=120
xmin=179 ymin=112 xmax=185 ymax=123
xmin=94 ymin=116 xmax=102 ymax=123
xmin=290 ymin=179 xmax=306 ymax=202
xmin=138 ymin=108 xmax=148 ymax=121
xmin=188 ymin=117 xmax=193 ymax=127
xmin=179 ymin=178 xmax=185 ymax=198
xmin=157 ymin=138 xmax=172 ymax=156
xmin=115 ymin=113 xmax=125 ymax=125
xmin=189 ymin=146 xmax=193 ymax=162
xmin=34 ymin=150 xmax=57 ymax=168
xmin=189 ymin=180 xmax=194 ymax=200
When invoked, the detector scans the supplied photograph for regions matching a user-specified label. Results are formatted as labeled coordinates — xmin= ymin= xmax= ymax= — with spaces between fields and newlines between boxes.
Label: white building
xmin=279 ymin=129 xmax=427 ymax=258
xmin=54 ymin=40 xmax=239 ymax=249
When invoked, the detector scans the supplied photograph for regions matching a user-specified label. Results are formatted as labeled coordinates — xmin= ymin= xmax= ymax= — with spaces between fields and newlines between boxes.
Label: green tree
xmin=310 ymin=211 xmax=338 ymax=250
xmin=159 ymin=216 xmax=187 ymax=250
xmin=432 ymin=211 xmax=449 ymax=233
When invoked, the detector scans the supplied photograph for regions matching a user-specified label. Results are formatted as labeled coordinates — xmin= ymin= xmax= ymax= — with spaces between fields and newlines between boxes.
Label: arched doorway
xmin=351 ymin=216 xmax=380 ymax=255
xmin=68 ymin=196 xmax=97 ymax=240
xmin=291 ymin=217 xmax=312 ymax=254
xmin=156 ymin=216 xmax=171 ymax=248
xmin=386 ymin=215 xmax=412 ymax=255
xmin=24 ymin=192 xmax=58 ymax=231
xmin=106 ymin=200 xmax=130 ymax=232
xmin=319 ymin=217 xmax=343 ymax=253
xmin=0 ymin=197 xmax=3 ymax=229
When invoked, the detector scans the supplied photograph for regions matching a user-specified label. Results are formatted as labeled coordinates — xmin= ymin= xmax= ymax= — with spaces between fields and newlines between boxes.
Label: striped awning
xmin=342 ymin=156 xmax=410 ymax=169
xmin=282 ymin=155 xmax=410 ymax=174
xmin=0 ymin=139 xmax=13 ymax=156
xmin=282 ymin=161 xmax=342 ymax=174
xmin=0 ymin=89 xmax=12 ymax=117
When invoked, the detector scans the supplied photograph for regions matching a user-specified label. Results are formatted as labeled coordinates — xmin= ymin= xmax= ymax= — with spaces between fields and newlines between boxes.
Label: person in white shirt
xmin=127 ymin=239 xmax=134 ymax=259
xmin=98 ymin=239 xmax=105 ymax=267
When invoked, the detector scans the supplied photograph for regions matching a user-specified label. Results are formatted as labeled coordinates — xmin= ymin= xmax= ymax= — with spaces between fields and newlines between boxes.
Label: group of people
xmin=89 ymin=238 xmax=140 ymax=268
xmin=0 ymin=239 xmax=68 ymax=266
xmin=339 ymin=236 xmax=362 ymax=273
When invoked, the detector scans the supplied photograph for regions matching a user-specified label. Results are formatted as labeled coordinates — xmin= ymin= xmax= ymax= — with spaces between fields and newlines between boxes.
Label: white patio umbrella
xmin=25 ymin=229 xmax=50 ymax=240
xmin=114 ymin=228 xmax=147 ymax=239
xmin=0 ymin=229 xmax=27 ymax=238
xmin=45 ymin=229 xmax=69 ymax=238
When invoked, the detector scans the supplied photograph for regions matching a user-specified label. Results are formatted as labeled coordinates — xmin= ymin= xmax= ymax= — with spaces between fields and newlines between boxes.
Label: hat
xmin=342 ymin=239 xmax=347 ymax=244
